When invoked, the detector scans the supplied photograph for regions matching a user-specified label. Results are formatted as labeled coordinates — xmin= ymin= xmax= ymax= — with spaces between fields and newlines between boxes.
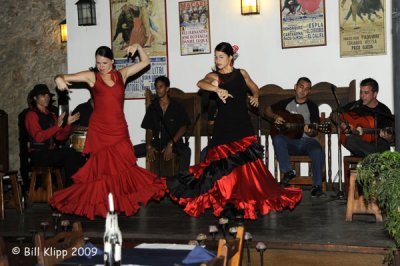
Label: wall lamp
xmin=76 ymin=0 xmax=97 ymax=26
xmin=59 ymin=19 xmax=67 ymax=43
xmin=241 ymin=0 xmax=260 ymax=15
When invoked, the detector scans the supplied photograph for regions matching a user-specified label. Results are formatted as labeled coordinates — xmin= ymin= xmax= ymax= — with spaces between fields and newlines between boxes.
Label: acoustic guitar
xmin=270 ymin=110 xmax=331 ymax=139
xmin=339 ymin=112 xmax=394 ymax=144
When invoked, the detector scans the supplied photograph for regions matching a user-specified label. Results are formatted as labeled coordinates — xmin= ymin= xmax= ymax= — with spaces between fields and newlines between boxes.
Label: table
xmin=56 ymin=243 xmax=201 ymax=266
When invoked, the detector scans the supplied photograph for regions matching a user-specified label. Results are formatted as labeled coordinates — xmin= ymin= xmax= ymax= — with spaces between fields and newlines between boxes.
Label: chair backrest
xmin=0 ymin=237 xmax=8 ymax=266
xmin=217 ymin=226 xmax=244 ymax=266
xmin=35 ymin=221 xmax=84 ymax=266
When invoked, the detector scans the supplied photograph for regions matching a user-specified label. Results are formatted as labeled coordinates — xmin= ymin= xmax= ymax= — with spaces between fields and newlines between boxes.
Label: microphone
xmin=349 ymin=100 xmax=361 ymax=111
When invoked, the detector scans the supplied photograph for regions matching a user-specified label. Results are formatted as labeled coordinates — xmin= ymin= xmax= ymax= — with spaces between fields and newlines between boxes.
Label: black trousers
xmin=30 ymin=147 xmax=86 ymax=187
xmin=134 ymin=142 xmax=191 ymax=172
xmin=344 ymin=135 xmax=391 ymax=157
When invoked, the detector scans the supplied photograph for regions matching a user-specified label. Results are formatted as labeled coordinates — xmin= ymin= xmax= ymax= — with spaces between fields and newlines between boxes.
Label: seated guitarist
xmin=339 ymin=78 xmax=394 ymax=157
xmin=265 ymin=77 xmax=325 ymax=197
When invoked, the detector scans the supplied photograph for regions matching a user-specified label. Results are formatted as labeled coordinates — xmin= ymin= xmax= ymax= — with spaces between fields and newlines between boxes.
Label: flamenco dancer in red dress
xmin=164 ymin=42 xmax=302 ymax=219
xmin=51 ymin=44 xmax=166 ymax=220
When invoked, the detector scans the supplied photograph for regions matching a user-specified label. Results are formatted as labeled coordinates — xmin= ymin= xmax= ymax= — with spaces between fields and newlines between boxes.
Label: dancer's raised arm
xmin=119 ymin=44 xmax=150 ymax=84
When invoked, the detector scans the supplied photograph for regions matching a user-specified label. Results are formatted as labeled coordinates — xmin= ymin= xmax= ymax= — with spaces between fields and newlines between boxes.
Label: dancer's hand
xmin=124 ymin=44 xmax=139 ymax=57
xmin=248 ymin=96 xmax=259 ymax=107
xmin=216 ymin=88 xmax=233 ymax=104
xmin=55 ymin=75 xmax=71 ymax=92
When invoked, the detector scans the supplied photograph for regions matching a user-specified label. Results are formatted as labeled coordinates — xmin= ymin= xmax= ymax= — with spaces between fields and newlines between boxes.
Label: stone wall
xmin=0 ymin=0 xmax=66 ymax=171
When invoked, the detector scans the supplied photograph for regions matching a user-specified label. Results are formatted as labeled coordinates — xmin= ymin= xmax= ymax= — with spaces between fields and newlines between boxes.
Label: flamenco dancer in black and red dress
xmin=164 ymin=42 xmax=302 ymax=219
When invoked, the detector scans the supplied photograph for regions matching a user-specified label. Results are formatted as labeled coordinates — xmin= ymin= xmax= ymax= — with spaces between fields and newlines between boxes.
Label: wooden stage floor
xmin=0 ymin=190 xmax=395 ymax=265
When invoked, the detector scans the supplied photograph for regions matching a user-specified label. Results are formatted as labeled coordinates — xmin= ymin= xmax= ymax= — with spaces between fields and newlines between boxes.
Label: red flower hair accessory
xmin=232 ymin=45 xmax=239 ymax=54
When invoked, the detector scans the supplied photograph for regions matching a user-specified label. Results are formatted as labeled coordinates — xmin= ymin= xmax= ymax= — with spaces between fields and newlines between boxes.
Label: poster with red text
xmin=179 ymin=0 xmax=211 ymax=55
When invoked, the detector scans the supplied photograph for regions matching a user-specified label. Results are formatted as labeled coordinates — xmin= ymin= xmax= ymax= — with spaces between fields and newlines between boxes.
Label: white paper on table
xmin=134 ymin=243 xmax=196 ymax=250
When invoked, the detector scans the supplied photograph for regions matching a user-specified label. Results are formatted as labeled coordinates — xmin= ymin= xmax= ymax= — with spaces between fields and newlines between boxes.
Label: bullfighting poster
xmin=179 ymin=0 xmax=211 ymax=55
xmin=339 ymin=0 xmax=386 ymax=57
xmin=111 ymin=0 xmax=168 ymax=98
xmin=280 ymin=0 xmax=326 ymax=49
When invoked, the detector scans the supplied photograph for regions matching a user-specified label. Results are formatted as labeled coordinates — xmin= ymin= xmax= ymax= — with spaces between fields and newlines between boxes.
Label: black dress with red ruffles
xmin=165 ymin=68 xmax=302 ymax=219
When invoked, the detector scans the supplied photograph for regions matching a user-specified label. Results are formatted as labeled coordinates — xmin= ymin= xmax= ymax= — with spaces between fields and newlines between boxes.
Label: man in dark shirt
xmin=135 ymin=76 xmax=191 ymax=171
xmin=71 ymin=98 xmax=94 ymax=130
xmin=265 ymin=77 xmax=325 ymax=197
xmin=25 ymin=84 xmax=85 ymax=186
xmin=340 ymin=78 xmax=394 ymax=156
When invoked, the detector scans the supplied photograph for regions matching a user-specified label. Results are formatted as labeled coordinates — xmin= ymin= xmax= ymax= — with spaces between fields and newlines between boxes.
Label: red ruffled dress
xmin=50 ymin=70 xmax=166 ymax=220
xmin=164 ymin=69 xmax=302 ymax=219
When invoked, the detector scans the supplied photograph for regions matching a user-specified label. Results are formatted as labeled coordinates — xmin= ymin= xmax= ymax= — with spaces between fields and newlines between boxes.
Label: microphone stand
xmin=330 ymin=86 xmax=345 ymax=199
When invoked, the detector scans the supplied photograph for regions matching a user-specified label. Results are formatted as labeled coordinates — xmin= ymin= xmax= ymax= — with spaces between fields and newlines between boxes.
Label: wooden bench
xmin=345 ymin=170 xmax=382 ymax=222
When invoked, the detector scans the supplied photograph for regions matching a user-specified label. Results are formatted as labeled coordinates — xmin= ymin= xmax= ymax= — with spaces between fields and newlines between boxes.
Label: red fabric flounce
xmin=190 ymin=135 xmax=258 ymax=178
xmin=165 ymin=136 xmax=302 ymax=220
xmin=50 ymin=139 xmax=166 ymax=220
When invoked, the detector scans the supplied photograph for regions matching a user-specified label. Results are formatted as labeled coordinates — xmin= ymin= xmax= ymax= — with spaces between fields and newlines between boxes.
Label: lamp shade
xmin=241 ymin=0 xmax=260 ymax=15
xmin=59 ymin=19 xmax=67 ymax=43
xmin=75 ymin=0 xmax=97 ymax=26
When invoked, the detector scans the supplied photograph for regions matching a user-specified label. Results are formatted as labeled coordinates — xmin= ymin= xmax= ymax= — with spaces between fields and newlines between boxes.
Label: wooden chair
xmin=346 ymin=170 xmax=382 ymax=222
xmin=272 ymin=113 xmax=328 ymax=191
xmin=343 ymin=155 xmax=363 ymax=196
xmin=0 ymin=171 xmax=23 ymax=219
xmin=35 ymin=221 xmax=85 ymax=266
xmin=216 ymin=225 xmax=244 ymax=266
xmin=0 ymin=237 xmax=9 ymax=266
xmin=200 ymin=256 xmax=225 ymax=266
xmin=146 ymin=154 xmax=179 ymax=176
xmin=27 ymin=166 xmax=63 ymax=206
xmin=0 ymin=109 xmax=23 ymax=219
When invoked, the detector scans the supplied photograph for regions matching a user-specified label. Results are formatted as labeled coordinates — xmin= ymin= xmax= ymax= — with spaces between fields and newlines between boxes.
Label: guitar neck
xmin=358 ymin=127 xmax=393 ymax=135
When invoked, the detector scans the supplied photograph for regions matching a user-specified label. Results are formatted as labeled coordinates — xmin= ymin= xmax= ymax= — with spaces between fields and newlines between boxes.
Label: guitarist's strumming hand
xmin=304 ymin=124 xmax=317 ymax=137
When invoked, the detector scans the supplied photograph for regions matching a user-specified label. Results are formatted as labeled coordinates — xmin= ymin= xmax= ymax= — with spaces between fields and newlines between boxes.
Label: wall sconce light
xmin=241 ymin=0 xmax=260 ymax=15
xmin=75 ymin=0 xmax=97 ymax=26
xmin=59 ymin=19 xmax=67 ymax=43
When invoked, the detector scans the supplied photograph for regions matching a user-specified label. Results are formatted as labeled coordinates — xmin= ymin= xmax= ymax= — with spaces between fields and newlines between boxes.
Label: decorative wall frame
xmin=110 ymin=0 xmax=168 ymax=98
xmin=179 ymin=0 xmax=211 ymax=56
xmin=280 ymin=0 xmax=326 ymax=49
